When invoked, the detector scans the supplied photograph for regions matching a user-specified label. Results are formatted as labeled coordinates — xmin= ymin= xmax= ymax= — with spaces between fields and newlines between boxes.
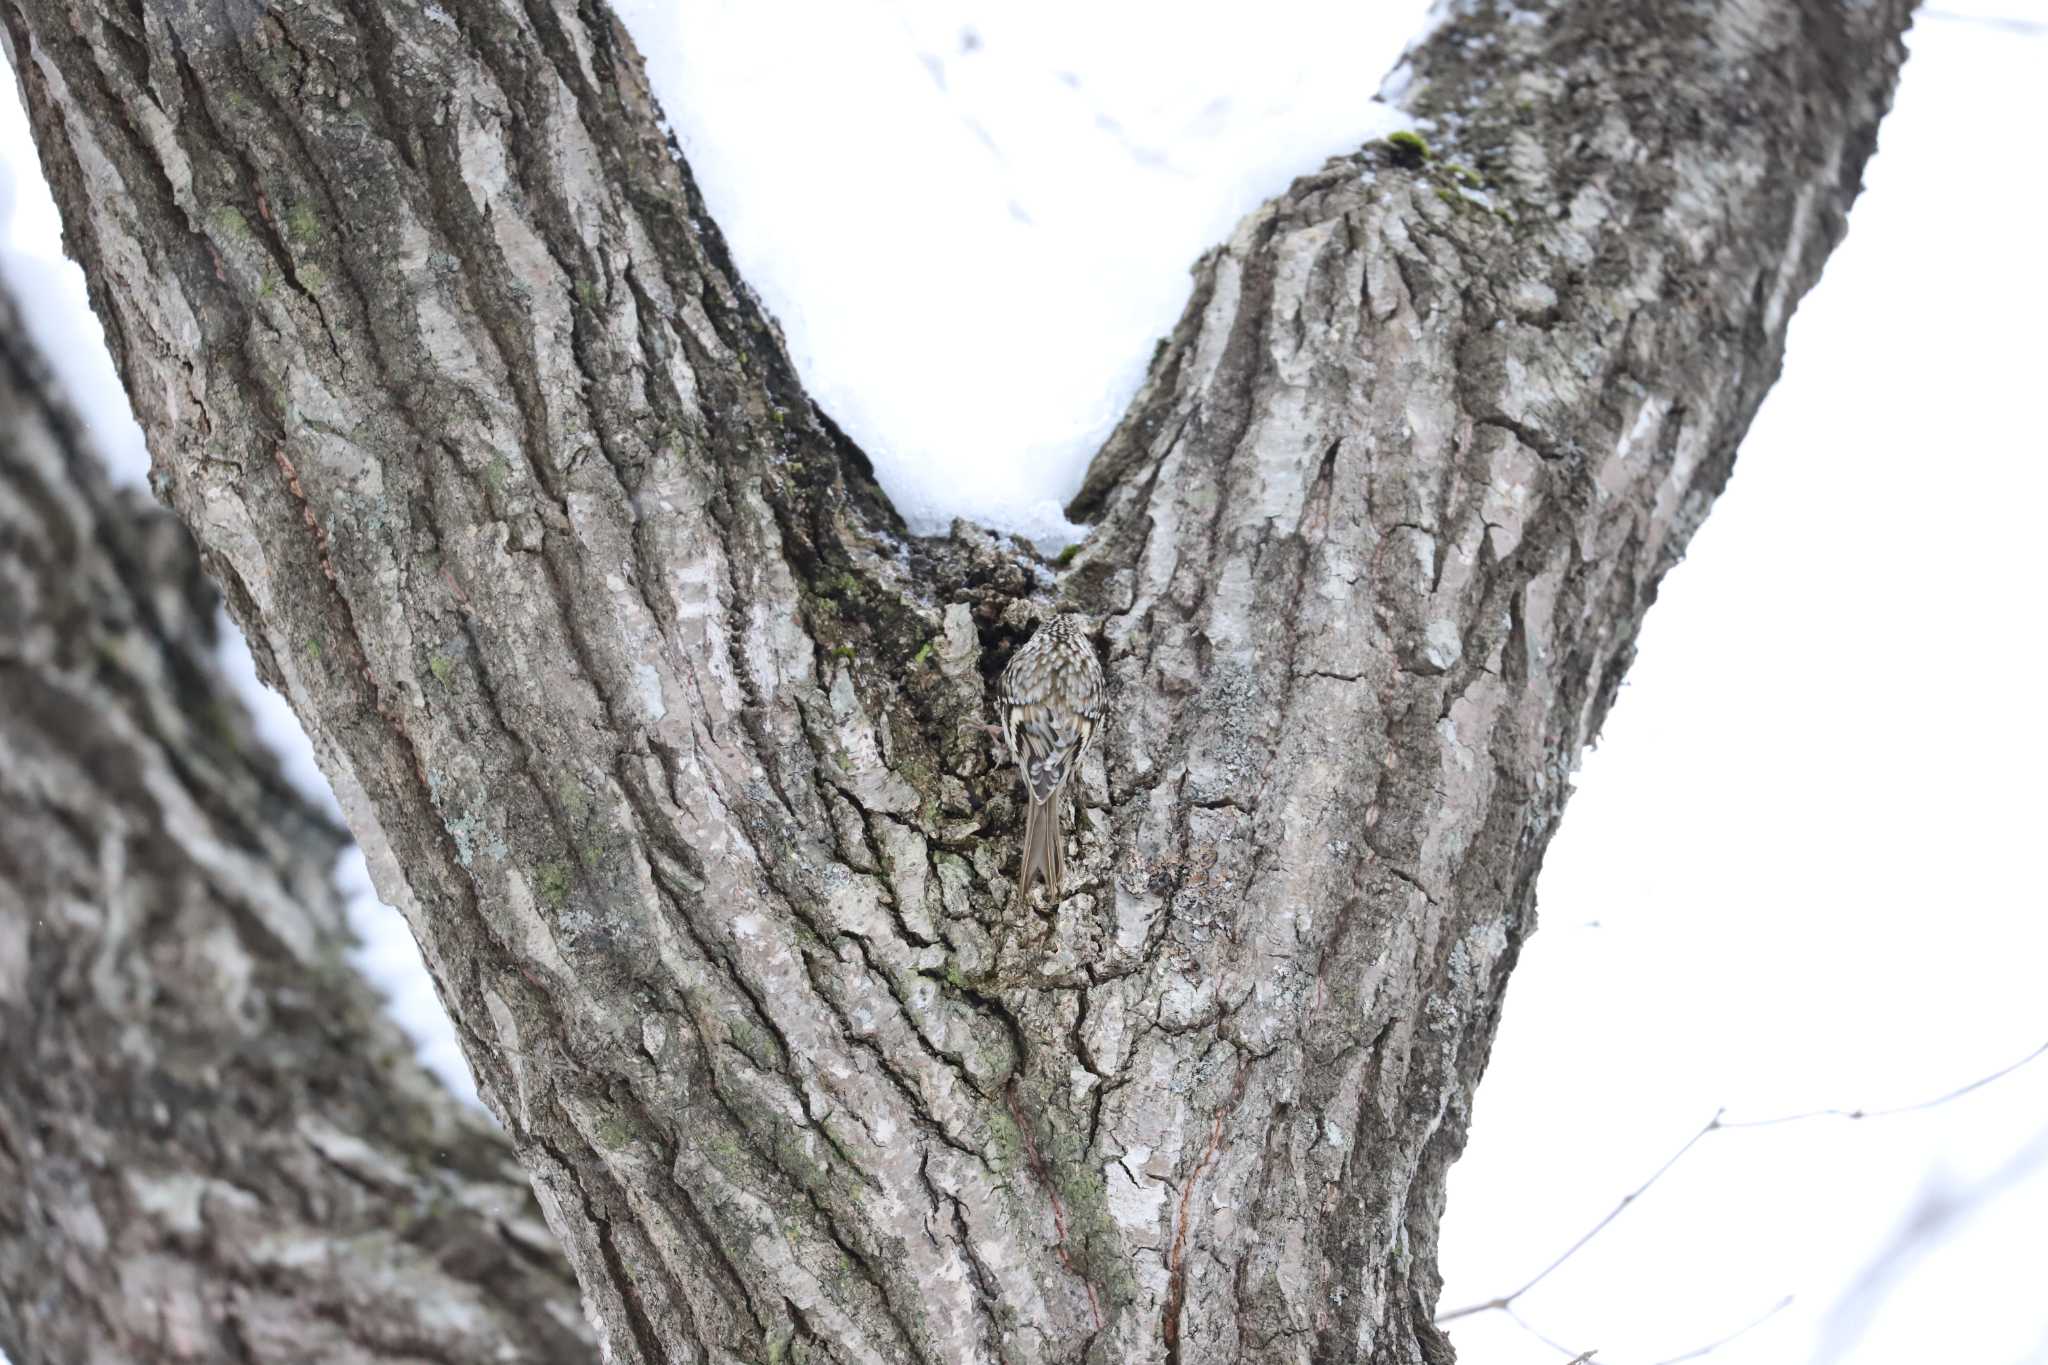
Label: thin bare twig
xmin=1718 ymin=1039 xmax=2048 ymax=1129
xmin=1502 ymin=1301 xmax=1596 ymax=1359
xmin=1437 ymin=1041 xmax=2048 ymax=1362
xmin=1655 ymin=1295 xmax=1794 ymax=1364
xmin=1436 ymin=1116 xmax=1721 ymax=1324
xmin=1492 ymin=1292 xmax=1789 ymax=1365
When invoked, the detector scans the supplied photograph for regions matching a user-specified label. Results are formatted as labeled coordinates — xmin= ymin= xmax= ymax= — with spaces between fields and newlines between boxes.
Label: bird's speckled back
xmin=997 ymin=614 xmax=1104 ymax=806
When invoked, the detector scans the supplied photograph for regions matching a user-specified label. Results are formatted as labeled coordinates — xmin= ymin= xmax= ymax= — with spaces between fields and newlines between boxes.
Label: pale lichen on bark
xmin=3 ymin=0 xmax=1913 ymax=1360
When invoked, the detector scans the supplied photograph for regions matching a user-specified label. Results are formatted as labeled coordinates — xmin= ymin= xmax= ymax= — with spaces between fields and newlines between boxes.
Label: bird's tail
xmin=1016 ymin=790 xmax=1066 ymax=909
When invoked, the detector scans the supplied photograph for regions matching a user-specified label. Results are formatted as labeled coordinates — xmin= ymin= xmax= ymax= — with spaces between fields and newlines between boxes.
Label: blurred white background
xmin=4 ymin=2 xmax=2043 ymax=1361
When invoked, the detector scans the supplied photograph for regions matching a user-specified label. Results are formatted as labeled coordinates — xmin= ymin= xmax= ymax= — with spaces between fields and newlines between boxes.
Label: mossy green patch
xmin=428 ymin=653 xmax=456 ymax=685
xmin=1045 ymin=1128 xmax=1137 ymax=1307
xmin=556 ymin=775 xmax=589 ymax=821
xmin=1386 ymin=129 xmax=1431 ymax=167
xmin=771 ymin=1128 xmax=834 ymax=1191
xmin=728 ymin=1017 xmax=778 ymax=1070
xmin=537 ymin=860 xmax=573 ymax=910
xmin=285 ymin=202 xmax=320 ymax=242
xmin=984 ymin=1109 xmax=1023 ymax=1173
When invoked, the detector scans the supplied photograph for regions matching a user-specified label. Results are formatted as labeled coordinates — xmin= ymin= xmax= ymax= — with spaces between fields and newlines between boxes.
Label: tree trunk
xmin=2 ymin=0 xmax=1913 ymax=1360
xmin=0 ymin=281 xmax=592 ymax=1361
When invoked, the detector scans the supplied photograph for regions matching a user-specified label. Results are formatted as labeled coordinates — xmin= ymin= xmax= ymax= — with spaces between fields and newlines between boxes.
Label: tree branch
xmin=0 ymin=277 xmax=589 ymax=1363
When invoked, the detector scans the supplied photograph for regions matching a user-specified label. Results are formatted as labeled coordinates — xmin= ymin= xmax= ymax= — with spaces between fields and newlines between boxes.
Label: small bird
xmin=997 ymin=613 xmax=1105 ymax=906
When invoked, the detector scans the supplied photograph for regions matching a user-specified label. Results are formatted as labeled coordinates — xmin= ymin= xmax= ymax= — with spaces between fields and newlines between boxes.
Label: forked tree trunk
xmin=0 ymin=282 xmax=590 ymax=1361
xmin=3 ymin=0 xmax=1913 ymax=1360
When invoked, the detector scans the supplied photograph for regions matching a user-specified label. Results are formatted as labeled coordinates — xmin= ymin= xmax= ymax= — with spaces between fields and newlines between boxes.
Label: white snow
xmin=4 ymin=3 xmax=2045 ymax=1360
xmin=613 ymin=0 xmax=1414 ymax=546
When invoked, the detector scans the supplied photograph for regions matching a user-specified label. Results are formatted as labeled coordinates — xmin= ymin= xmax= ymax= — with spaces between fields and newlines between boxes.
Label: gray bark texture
xmin=0 ymin=281 xmax=592 ymax=1362
xmin=3 ymin=0 xmax=1913 ymax=1360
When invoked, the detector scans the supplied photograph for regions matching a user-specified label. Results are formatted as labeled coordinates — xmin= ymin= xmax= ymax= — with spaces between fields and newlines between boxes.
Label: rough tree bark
xmin=3 ymin=0 xmax=1912 ymax=1360
xmin=0 ymin=282 xmax=592 ymax=1361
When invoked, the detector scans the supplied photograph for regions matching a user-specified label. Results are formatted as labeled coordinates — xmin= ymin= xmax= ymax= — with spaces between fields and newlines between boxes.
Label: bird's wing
xmin=1009 ymin=708 xmax=1077 ymax=805
xmin=999 ymin=623 xmax=1102 ymax=804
